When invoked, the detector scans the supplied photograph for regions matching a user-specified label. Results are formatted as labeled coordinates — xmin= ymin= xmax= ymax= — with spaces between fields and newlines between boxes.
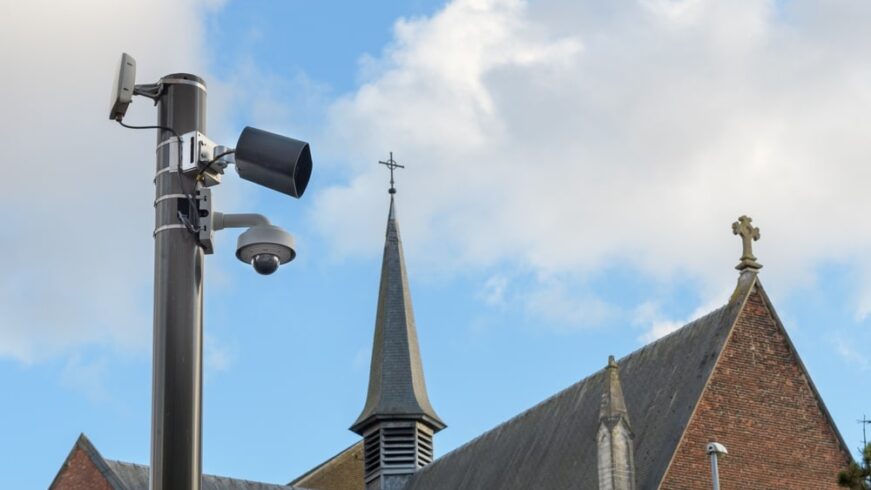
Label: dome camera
xmin=235 ymin=225 xmax=296 ymax=275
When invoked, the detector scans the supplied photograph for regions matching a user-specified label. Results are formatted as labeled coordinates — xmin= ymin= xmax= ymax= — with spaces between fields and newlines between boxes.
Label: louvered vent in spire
xmin=363 ymin=423 xmax=435 ymax=483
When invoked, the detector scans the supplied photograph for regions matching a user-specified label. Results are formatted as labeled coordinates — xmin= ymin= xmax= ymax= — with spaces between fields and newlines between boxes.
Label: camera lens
xmin=251 ymin=254 xmax=280 ymax=275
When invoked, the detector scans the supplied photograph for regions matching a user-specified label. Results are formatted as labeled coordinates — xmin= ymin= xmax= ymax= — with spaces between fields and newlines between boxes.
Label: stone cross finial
xmin=732 ymin=215 xmax=762 ymax=271
xmin=379 ymin=151 xmax=405 ymax=195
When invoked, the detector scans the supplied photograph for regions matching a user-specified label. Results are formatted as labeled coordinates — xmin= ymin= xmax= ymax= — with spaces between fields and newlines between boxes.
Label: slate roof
xmin=401 ymin=272 xmax=758 ymax=490
xmin=106 ymin=460 xmax=295 ymax=490
xmin=351 ymin=197 xmax=445 ymax=434
xmin=51 ymin=434 xmax=298 ymax=490
xmin=289 ymin=442 xmax=364 ymax=490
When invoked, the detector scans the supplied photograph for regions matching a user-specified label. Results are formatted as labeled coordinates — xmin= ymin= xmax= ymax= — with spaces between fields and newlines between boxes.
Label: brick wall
xmin=50 ymin=446 xmax=112 ymax=490
xmin=659 ymin=288 xmax=851 ymax=489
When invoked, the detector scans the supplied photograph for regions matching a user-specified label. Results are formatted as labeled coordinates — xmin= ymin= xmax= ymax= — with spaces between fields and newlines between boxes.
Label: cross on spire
xmin=732 ymin=215 xmax=762 ymax=271
xmin=379 ymin=151 xmax=405 ymax=194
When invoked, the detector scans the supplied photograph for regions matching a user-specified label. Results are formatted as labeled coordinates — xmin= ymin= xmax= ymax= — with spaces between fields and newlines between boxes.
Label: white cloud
xmin=61 ymin=353 xmax=110 ymax=403
xmin=634 ymin=294 xmax=727 ymax=342
xmin=832 ymin=334 xmax=870 ymax=372
xmin=852 ymin=262 xmax=871 ymax=321
xmin=639 ymin=320 xmax=685 ymax=343
xmin=7 ymin=0 xmax=871 ymax=364
xmin=353 ymin=346 xmax=370 ymax=371
xmin=204 ymin=334 xmax=234 ymax=373
xmin=0 ymin=0 xmax=222 ymax=361
xmin=524 ymin=279 xmax=616 ymax=330
xmin=632 ymin=301 xmax=685 ymax=343
xmin=313 ymin=0 xmax=871 ymax=321
xmin=479 ymin=274 xmax=509 ymax=306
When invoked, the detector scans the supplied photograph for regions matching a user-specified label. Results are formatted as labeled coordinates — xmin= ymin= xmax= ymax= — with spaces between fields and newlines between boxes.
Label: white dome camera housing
xmin=235 ymin=225 xmax=296 ymax=275
xmin=706 ymin=442 xmax=728 ymax=456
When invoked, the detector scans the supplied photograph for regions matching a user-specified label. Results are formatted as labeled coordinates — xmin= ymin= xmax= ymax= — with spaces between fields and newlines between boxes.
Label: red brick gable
xmin=50 ymin=445 xmax=113 ymax=490
xmin=659 ymin=284 xmax=851 ymax=489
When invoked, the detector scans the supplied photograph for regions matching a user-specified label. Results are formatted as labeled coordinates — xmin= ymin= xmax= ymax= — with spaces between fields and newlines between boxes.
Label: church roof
xmin=105 ymin=460 xmax=296 ymax=490
xmin=351 ymin=197 xmax=445 ymax=434
xmin=59 ymin=270 xmax=851 ymax=490
xmin=50 ymin=434 xmax=299 ymax=490
xmin=401 ymin=272 xmax=758 ymax=489
xmin=288 ymin=442 xmax=363 ymax=490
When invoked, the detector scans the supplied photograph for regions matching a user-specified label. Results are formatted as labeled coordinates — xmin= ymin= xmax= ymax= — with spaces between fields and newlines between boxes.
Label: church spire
xmin=352 ymin=156 xmax=444 ymax=489
xmin=597 ymin=356 xmax=636 ymax=490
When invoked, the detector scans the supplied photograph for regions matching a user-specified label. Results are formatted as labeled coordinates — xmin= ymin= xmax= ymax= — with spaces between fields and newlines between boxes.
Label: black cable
xmin=116 ymin=120 xmax=182 ymax=167
xmin=197 ymin=149 xmax=235 ymax=177
xmin=116 ymin=120 xmax=176 ymax=135
xmin=116 ymin=120 xmax=201 ymax=235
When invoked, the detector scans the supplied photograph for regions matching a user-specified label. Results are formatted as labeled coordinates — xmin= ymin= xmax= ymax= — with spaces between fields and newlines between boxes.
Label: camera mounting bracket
xmin=196 ymin=188 xmax=214 ymax=255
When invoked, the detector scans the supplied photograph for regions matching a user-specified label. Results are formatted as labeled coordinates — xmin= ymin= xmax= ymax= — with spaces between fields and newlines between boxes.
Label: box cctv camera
xmin=109 ymin=53 xmax=136 ymax=121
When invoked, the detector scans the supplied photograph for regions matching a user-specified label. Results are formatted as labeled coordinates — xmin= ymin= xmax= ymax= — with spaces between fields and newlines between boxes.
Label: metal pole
xmin=710 ymin=453 xmax=721 ymax=490
xmin=151 ymin=74 xmax=207 ymax=490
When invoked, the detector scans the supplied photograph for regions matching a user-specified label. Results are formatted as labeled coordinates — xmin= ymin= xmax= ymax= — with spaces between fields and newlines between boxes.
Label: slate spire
xmin=352 ymin=194 xmax=445 ymax=489
xmin=597 ymin=355 xmax=636 ymax=490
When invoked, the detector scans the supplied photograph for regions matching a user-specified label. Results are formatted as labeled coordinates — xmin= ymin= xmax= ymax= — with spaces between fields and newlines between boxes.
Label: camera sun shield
xmin=234 ymin=127 xmax=313 ymax=198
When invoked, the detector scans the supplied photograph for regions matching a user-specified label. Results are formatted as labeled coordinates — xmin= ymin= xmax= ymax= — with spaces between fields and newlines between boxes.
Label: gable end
xmin=659 ymin=280 xmax=852 ymax=489
xmin=49 ymin=434 xmax=125 ymax=490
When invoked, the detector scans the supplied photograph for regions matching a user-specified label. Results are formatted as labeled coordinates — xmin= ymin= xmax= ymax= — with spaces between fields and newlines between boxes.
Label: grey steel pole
xmin=151 ymin=74 xmax=207 ymax=490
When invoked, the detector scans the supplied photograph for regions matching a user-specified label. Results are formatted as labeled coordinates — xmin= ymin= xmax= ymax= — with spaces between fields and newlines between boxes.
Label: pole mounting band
xmin=154 ymin=166 xmax=178 ymax=183
xmin=159 ymin=77 xmax=207 ymax=93
xmin=153 ymin=224 xmax=188 ymax=236
xmin=154 ymin=194 xmax=189 ymax=206
xmin=156 ymin=138 xmax=177 ymax=151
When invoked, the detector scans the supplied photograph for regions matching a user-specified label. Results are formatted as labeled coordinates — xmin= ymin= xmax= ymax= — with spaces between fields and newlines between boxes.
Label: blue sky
xmin=2 ymin=0 xmax=871 ymax=488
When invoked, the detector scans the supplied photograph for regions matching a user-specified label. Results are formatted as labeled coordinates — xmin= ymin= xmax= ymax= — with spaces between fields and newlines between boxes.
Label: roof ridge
xmin=49 ymin=434 xmax=128 ymax=490
xmin=107 ymin=458 xmax=296 ymax=487
xmin=633 ymin=303 xmax=728 ymax=351
xmin=621 ymin=271 xmax=757 ymax=366
xmin=288 ymin=441 xmax=361 ymax=486
xmin=105 ymin=459 xmax=147 ymax=468
xmin=414 ymin=301 xmax=734 ymax=479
